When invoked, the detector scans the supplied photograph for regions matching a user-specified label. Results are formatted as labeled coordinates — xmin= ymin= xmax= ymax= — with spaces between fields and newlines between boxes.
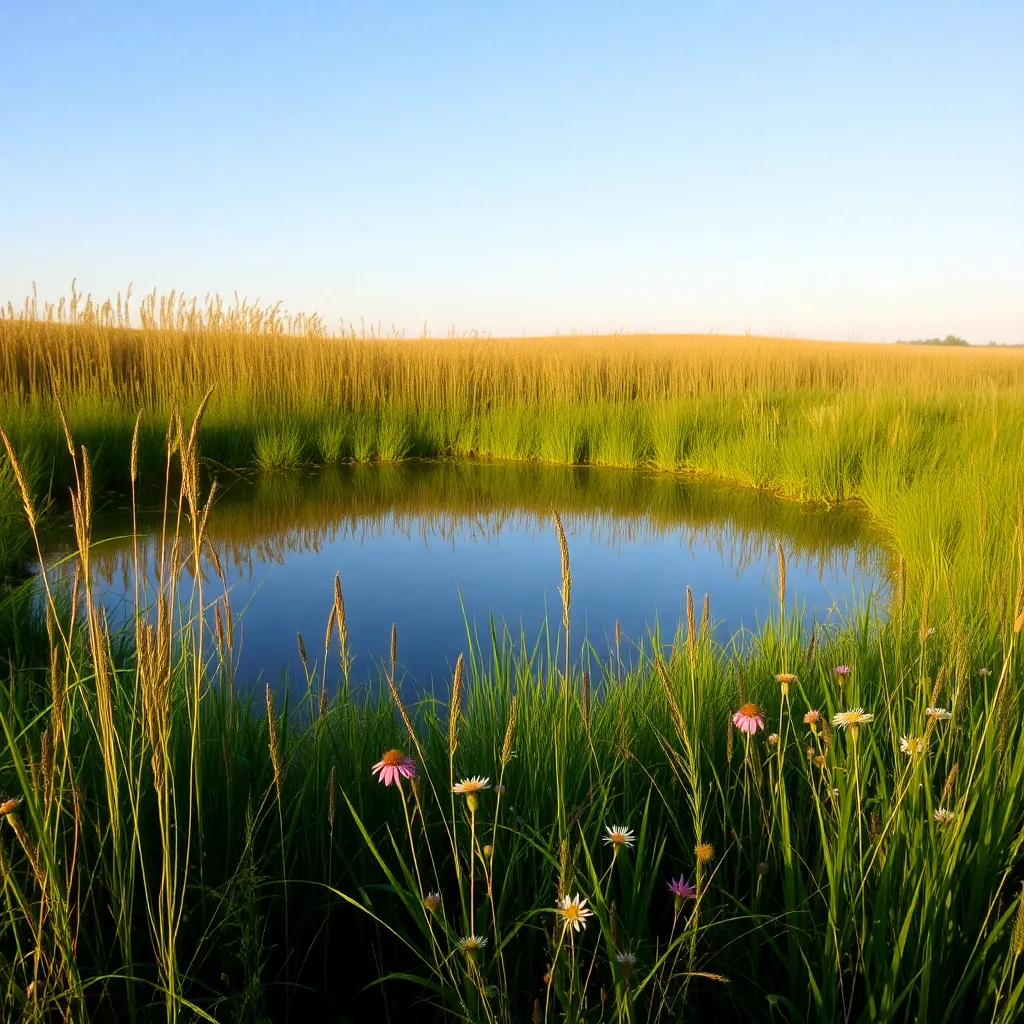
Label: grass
xmin=1 ymin=287 xmax=1024 ymax=1021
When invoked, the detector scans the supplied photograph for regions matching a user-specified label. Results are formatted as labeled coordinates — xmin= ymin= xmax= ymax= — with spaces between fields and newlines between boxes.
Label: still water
xmin=65 ymin=461 xmax=885 ymax=694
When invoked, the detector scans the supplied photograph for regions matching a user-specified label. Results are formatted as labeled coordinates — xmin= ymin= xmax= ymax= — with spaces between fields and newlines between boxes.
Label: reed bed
xmin=1 ymin=288 xmax=1024 ymax=1021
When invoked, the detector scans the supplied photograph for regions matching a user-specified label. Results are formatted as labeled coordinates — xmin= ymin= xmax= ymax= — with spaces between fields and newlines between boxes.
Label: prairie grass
xmin=1 ymin=288 xmax=1024 ymax=1020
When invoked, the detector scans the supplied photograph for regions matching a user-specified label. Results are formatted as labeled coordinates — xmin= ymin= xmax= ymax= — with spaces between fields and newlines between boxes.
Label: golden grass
xmin=3 ymin=287 xmax=1023 ymax=412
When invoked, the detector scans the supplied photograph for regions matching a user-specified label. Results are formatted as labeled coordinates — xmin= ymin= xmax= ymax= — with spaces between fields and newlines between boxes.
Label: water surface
xmin=67 ymin=461 xmax=885 ymax=694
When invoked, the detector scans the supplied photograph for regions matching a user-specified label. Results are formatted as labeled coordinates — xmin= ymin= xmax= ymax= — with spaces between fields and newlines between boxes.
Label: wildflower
xmin=453 ymin=776 xmax=491 ymax=811
xmin=556 ymin=893 xmax=593 ymax=933
xmin=925 ymin=707 xmax=952 ymax=722
xmin=803 ymin=709 xmax=823 ymax=733
xmin=828 ymin=787 xmax=840 ymax=799
xmin=834 ymin=665 xmax=851 ymax=680
xmin=768 ymin=733 xmax=779 ymax=746
xmin=814 ymin=753 xmax=827 ymax=767
xmin=603 ymin=824 xmax=636 ymax=854
xmin=899 ymin=735 xmax=929 ymax=760
xmin=371 ymin=749 xmax=416 ymax=787
xmin=832 ymin=708 xmax=873 ymax=735
xmin=458 ymin=934 xmax=488 ymax=957
xmin=615 ymin=950 xmax=637 ymax=966
xmin=668 ymin=874 xmax=697 ymax=909
xmin=806 ymin=745 xmax=816 ymax=762
xmin=695 ymin=842 xmax=715 ymax=865
xmin=775 ymin=672 xmax=797 ymax=696
xmin=0 ymin=796 xmax=23 ymax=817
xmin=423 ymin=891 xmax=441 ymax=914
xmin=732 ymin=703 xmax=764 ymax=735
xmin=933 ymin=807 xmax=956 ymax=828
xmin=979 ymin=667 xmax=992 ymax=677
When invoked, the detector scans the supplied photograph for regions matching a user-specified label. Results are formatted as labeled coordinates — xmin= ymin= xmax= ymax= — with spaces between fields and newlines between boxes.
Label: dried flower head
xmin=423 ymin=892 xmax=441 ymax=913
xmin=0 ymin=796 xmax=23 ymax=818
xmin=803 ymin=709 xmax=823 ymax=729
xmin=695 ymin=842 xmax=715 ymax=865
xmin=775 ymin=672 xmax=797 ymax=695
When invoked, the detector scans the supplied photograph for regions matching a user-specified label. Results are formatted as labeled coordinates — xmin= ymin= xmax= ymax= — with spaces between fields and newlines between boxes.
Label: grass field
xmin=1 ymin=289 xmax=1023 ymax=1022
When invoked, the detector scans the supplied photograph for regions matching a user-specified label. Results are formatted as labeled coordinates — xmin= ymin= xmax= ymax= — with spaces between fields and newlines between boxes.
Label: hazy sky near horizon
xmin=1 ymin=1 xmax=1021 ymax=342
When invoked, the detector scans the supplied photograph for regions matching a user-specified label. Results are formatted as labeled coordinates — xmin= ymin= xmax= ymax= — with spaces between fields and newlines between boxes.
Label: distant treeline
xmin=896 ymin=335 xmax=969 ymax=346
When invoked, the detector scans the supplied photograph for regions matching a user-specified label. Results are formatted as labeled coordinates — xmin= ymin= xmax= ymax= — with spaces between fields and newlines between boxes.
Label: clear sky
xmin=1 ymin=1 xmax=1021 ymax=342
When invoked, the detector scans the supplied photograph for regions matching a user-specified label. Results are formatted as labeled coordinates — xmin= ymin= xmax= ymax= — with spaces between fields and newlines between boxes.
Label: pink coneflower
xmin=371 ymin=749 xmax=416 ymax=787
xmin=834 ymin=665 xmax=851 ymax=680
xmin=667 ymin=874 xmax=697 ymax=909
xmin=732 ymin=703 xmax=764 ymax=735
xmin=803 ymin=709 xmax=823 ymax=735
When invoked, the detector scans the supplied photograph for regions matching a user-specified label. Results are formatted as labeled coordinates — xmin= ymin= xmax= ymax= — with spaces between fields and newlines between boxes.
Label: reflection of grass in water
xmin=79 ymin=461 xmax=882 ymax=591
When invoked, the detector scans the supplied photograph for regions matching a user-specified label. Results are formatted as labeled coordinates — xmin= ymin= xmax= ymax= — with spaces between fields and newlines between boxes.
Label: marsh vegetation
xmin=0 ymin=289 xmax=1023 ymax=1022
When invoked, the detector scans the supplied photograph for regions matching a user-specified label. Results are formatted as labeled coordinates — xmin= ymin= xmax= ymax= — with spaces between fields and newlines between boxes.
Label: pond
xmin=49 ymin=461 xmax=886 ymax=696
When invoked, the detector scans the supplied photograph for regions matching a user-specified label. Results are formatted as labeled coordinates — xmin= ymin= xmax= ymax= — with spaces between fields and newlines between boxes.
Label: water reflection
xmin=65 ymin=461 xmax=886 ymax=693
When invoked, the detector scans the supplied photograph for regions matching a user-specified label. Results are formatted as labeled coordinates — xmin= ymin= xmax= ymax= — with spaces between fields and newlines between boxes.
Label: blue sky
xmin=1 ymin=1 xmax=1021 ymax=341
